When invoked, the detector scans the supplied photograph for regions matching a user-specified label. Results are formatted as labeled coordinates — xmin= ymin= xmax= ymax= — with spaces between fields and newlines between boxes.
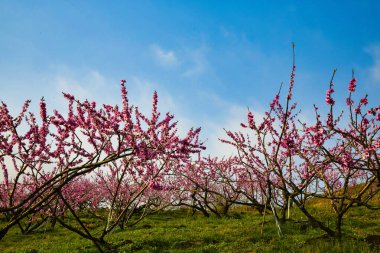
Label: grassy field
xmin=0 ymin=206 xmax=379 ymax=253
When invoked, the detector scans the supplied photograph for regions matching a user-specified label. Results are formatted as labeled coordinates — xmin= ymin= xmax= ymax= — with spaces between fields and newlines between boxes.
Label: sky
xmin=1 ymin=1 xmax=380 ymax=157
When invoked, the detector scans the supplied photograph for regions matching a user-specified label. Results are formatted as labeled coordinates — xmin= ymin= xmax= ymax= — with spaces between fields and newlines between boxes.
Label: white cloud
xmin=205 ymin=105 xmax=247 ymax=158
xmin=51 ymin=68 xmax=125 ymax=114
xmin=128 ymin=77 xmax=174 ymax=113
xmin=56 ymin=75 xmax=92 ymax=101
xmin=150 ymin=44 xmax=178 ymax=67
xmin=183 ymin=46 xmax=208 ymax=78
xmin=192 ymin=90 xmax=266 ymax=158
xmin=219 ymin=26 xmax=238 ymax=40
xmin=204 ymin=104 xmax=265 ymax=158
xmin=55 ymin=69 xmax=107 ymax=101
xmin=150 ymin=43 xmax=209 ymax=77
xmin=368 ymin=44 xmax=380 ymax=82
xmin=127 ymin=76 xmax=198 ymax=138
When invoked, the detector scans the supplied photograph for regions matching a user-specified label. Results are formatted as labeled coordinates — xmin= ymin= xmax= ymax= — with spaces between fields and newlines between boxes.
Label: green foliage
xmin=0 ymin=208 xmax=379 ymax=252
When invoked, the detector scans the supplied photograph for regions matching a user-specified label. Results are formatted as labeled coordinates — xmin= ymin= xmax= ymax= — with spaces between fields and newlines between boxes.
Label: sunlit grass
xmin=0 ymin=207 xmax=378 ymax=252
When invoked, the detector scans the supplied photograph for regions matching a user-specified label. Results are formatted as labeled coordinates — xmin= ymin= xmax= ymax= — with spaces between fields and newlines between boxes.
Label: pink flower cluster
xmin=325 ymin=85 xmax=335 ymax=105
xmin=348 ymin=77 xmax=356 ymax=92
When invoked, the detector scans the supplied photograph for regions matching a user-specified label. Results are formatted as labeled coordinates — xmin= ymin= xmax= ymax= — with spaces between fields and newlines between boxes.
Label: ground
xmin=1 ymin=205 xmax=379 ymax=253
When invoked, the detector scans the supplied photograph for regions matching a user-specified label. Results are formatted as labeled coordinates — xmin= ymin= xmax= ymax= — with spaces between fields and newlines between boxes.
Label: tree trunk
xmin=0 ymin=227 xmax=9 ymax=240
xmin=280 ymin=191 xmax=288 ymax=222
xmin=292 ymin=197 xmax=336 ymax=237
xmin=335 ymin=214 xmax=343 ymax=238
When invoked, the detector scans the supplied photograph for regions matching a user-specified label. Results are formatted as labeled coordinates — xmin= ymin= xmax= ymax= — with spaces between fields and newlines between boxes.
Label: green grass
xmin=0 ymin=207 xmax=379 ymax=253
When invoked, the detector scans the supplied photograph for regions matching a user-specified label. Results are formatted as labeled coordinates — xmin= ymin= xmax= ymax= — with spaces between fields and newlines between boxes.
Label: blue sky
xmin=1 ymin=1 xmax=380 ymax=156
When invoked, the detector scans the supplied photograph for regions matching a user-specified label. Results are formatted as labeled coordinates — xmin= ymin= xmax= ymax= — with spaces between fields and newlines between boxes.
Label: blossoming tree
xmin=0 ymin=81 xmax=204 ymax=251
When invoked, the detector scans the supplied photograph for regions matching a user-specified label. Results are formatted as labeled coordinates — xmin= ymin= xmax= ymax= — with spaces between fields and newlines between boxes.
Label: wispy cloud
xmin=192 ymin=89 xmax=264 ymax=158
xmin=219 ymin=26 xmax=239 ymax=40
xmin=204 ymin=104 xmax=268 ymax=158
xmin=183 ymin=46 xmax=208 ymax=78
xmin=205 ymin=105 xmax=247 ymax=157
xmin=51 ymin=68 xmax=126 ymax=114
xmin=127 ymin=77 xmax=173 ymax=113
xmin=150 ymin=44 xmax=179 ymax=68
xmin=55 ymin=69 xmax=107 ymax=100
xmin=368 ymin=44 xmax=380 ymax=82
xmin=127 ymin=76 xmax=198 ymax=138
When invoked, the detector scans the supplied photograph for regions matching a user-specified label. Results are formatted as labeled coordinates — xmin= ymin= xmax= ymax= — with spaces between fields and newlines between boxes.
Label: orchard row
xmin=1 ymin=57 xmax=379 ymax=252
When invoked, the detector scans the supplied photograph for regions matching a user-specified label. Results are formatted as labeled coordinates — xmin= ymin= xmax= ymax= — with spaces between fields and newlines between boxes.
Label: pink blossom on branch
xmin=346 ymin=98 xmax=354 ymax=106
xmin=325 ymin=85 xmax=335 ymax=105
xmin=348 ymin=77 xmax=356 ymax=92
xmin=360 ymin=97 xmax=368 ymax=106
